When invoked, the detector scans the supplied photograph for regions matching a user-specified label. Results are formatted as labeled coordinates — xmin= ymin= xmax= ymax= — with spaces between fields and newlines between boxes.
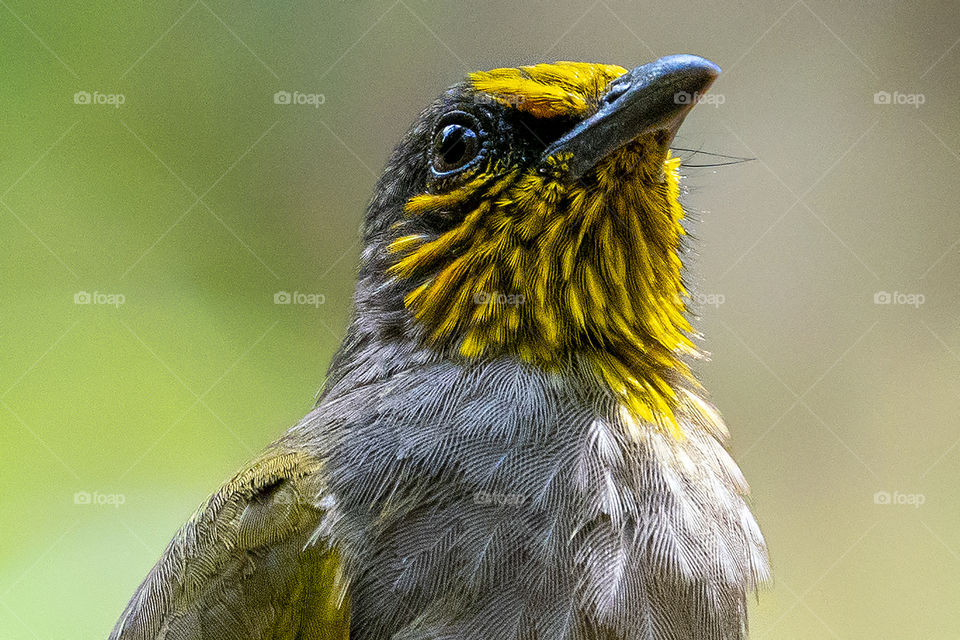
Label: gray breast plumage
xmin=290 ymin=356 xmax=768 ymax=640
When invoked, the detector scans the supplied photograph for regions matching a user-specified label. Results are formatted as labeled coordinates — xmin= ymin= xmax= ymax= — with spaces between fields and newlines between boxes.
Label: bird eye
xmin=431 ymin=113 xmax=481 ymax=174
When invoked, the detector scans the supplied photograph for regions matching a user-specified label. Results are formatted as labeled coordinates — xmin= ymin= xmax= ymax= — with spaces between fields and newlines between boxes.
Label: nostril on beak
xmin=601 ymin=81 xmax=630 ymax=106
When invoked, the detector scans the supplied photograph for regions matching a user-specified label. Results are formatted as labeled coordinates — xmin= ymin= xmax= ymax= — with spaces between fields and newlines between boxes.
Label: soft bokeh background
xmin=2 ymin=1 xmax=958 ymax=638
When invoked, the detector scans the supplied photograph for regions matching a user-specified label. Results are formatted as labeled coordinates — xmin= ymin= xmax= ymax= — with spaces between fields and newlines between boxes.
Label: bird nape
xmin=111 ymin=55 xmax=768 ymax=640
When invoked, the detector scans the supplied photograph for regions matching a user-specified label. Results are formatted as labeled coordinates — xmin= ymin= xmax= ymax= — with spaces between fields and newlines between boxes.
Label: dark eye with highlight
xmin=431 ymin=112 xmax=482 ymax=174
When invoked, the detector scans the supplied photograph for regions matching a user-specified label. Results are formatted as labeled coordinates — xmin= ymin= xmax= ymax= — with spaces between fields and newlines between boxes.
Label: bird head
xmin=349 ymin=55 xmax=721 ymax=437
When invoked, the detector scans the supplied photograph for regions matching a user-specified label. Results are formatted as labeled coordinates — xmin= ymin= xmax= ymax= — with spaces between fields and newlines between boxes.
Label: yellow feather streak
xmin=469 ymin=62 xmax=627 ymax=118
xmin=390 ymin=157 xmax=698 ymax=437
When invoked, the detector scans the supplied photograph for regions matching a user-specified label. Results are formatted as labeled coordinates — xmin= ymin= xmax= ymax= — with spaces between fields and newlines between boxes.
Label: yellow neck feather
xmin=387 ymin=141 xmax=698 ymax=438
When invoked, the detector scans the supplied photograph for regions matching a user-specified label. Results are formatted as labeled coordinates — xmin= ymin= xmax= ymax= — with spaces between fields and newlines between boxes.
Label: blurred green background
xmin=2 ymin=1 xmax=959 ymax=638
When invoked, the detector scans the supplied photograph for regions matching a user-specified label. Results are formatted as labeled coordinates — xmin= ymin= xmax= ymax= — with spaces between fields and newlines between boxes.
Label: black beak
xmin=540 ymin=54 xmax=720 ymax=180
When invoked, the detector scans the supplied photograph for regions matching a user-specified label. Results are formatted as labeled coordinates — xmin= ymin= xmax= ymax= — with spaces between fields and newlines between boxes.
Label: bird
xmin=110 ymin=54 xmax=768 ymax=640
